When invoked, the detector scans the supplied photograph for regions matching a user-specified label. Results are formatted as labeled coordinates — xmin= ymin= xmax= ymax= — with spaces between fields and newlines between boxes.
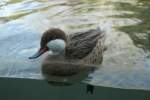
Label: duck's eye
xmin=47 ymin=39 xmax=66 ymax=52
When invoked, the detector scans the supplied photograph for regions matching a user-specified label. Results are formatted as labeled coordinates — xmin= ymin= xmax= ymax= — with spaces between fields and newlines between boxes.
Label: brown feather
xmin=65 ymin=29 xmax=104 ymax=59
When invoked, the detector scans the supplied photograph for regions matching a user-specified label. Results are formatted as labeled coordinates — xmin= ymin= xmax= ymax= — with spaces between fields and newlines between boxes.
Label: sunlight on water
xmin=0 ymin=0 xmax=150 ymax=90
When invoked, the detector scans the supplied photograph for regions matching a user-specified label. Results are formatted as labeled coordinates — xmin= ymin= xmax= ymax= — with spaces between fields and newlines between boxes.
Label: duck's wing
xmin=65 ymin=28 xmax=105 ymax=59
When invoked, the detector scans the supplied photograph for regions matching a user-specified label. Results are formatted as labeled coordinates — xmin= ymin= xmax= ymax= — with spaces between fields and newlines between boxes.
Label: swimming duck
xmin=29 ymin=27 xmax=105 ymax=66
xmin=29 ymin=27 xmax=105 ymax=94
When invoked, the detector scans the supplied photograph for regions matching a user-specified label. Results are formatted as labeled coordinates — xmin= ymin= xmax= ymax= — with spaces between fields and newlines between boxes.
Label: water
xmin=0 ymin=0 xmax=150 ymax=90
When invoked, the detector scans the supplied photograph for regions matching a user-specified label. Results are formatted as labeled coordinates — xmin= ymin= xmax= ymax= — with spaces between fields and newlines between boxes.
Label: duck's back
xmin=65 ymin=28 xmax=105 ymax=65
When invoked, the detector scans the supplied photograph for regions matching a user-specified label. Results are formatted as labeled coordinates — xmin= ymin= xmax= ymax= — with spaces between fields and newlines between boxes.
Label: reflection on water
xmin=0 ymin=0 xmax=150 ymax=90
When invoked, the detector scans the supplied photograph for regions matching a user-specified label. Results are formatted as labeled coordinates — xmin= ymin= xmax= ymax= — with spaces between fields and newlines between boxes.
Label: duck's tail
xmin=95 ymin=26 xmax=105 ymax=39
xmin=96 ymin=26 xmax=101 ymax=31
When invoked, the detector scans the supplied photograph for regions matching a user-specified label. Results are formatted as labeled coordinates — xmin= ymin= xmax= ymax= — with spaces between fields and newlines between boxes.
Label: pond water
xmin=0 ymin=0 xmax=150 ymax=90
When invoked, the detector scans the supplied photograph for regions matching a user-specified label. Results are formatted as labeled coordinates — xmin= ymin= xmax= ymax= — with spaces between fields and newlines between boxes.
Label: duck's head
xmin=29 ymin=28 xmax=67 ymax=59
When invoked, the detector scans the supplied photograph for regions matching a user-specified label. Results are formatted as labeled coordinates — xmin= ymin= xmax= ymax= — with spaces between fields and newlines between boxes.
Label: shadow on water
xmin=112 ymin=0 xmax=150 ymax=51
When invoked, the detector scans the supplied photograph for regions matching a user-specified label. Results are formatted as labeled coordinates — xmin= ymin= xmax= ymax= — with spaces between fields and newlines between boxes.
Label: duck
xmin=29 ymin=27 xmax=105 ymax=94
xmin=29 ymin=27 xmax=105 ymax=65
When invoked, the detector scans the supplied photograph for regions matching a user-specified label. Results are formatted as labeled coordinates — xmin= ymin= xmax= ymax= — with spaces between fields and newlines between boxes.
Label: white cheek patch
xmin=47 ymin=39 xmax=66 ymax=52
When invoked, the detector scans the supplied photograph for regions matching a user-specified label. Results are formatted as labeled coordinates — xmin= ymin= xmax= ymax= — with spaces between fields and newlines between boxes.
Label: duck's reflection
xmin=41 ymin=54 xmax=97 ymax=94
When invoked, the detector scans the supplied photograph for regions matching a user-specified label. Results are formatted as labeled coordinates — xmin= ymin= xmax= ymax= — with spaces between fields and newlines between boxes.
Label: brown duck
xmin=29 ymin=27 xmax=105 ymax=94
xmin=29 ymin=28 xmax=105 ymax=64
xmin=29 ymin=27 xmax=106 ymax=76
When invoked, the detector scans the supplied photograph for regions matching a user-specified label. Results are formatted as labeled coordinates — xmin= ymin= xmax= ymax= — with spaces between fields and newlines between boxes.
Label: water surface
xmin=0 ymin=0 xmax=150 ymax=90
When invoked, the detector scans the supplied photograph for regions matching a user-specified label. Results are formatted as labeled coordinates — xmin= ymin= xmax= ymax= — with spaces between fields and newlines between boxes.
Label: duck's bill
xmin=29 ymin=48 xmax=48 ymax=59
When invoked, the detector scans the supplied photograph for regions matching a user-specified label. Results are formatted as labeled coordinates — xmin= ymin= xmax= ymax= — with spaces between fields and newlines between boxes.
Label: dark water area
xmin=0 ymin=78 xmax=150 ymax=100
xmin=0 ymin=0 xmax=150 ymax=94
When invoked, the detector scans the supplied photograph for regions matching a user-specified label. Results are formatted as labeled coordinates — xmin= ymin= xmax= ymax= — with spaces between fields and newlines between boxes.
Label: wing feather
xmin=65 ymin=29 xmax=104 ymax=59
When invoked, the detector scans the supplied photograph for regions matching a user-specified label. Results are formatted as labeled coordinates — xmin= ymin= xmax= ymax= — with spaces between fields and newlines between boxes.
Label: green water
xmin=0 ymin=0 xmax=150 ymax=98
xmin=0 ymin=78 xmax=150 ymax=100
xmin=113 ymin=0 xmax=150 ymax=51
